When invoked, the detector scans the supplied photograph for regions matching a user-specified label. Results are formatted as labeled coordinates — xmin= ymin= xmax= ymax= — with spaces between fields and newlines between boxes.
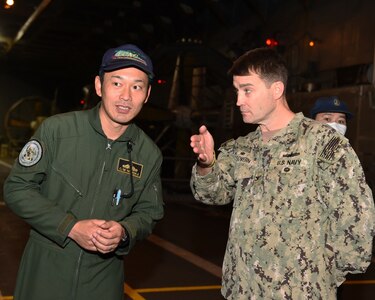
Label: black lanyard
xmin=112 ymin=140 xmax=135 ymax=205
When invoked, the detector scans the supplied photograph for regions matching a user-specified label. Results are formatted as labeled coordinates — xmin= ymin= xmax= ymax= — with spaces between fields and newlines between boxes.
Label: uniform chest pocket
xmin=233 ymin=170 xmax=264 ymax=211
xmin=271 ymin=165 xmax=326 ymax=220
xmin=272 ymin=164 xmax=309 ymax=197
xmin=106 ymin=182 xmax=144 ymax=221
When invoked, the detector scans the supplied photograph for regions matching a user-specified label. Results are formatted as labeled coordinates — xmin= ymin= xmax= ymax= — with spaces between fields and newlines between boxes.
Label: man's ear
xmin=144 ymin=85 xmax=152 ymax=104
xmin=272 ymin=81 xmax=284 ymax=99
xmin=94 ymin=76 xmax=102 ymax=97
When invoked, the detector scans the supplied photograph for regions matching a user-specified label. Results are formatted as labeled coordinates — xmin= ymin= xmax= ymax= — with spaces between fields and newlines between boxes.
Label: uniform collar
xmin=88 ymin=101 xmax=140 ymax=143
xmin=249 ymin=112 xmax=304 ymax=147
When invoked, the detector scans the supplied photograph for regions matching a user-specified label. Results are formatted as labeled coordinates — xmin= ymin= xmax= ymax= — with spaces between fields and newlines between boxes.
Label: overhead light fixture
xmin=5 ymin=0 xmax=15 ymax=9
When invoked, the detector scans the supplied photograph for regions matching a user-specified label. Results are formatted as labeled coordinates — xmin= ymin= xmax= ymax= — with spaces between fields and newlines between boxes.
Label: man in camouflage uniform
xmin=190 ymin=47 xmax=375 ymax=299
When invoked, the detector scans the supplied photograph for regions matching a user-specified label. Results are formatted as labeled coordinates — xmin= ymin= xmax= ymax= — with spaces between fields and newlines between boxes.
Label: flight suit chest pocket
xmin=106 ymin=182 xmax=144 ymax=221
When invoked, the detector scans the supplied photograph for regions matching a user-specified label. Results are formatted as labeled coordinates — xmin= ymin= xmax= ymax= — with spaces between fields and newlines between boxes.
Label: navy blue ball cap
xmin=310 ymin=96 xmax=353 ymax=119
xmin=99 ymin=44 xmax=154 ymax=80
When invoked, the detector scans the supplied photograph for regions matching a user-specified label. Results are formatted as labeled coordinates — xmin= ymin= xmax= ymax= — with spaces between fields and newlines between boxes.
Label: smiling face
xmin=95 ymin=67 xmax=151 ymax=138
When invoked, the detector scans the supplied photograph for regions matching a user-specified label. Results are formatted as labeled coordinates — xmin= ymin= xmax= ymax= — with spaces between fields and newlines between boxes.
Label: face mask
xmin=327 ymin=122 xmax=347 ymax=135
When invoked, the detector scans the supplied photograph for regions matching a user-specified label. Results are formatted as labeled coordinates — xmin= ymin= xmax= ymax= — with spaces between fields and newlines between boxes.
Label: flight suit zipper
xmin=71 ymin=140 xmax=113 ymax=300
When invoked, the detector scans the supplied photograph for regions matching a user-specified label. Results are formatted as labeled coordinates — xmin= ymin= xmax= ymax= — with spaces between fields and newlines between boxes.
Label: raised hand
xmin=190 ymin=125 xmax=215 ymax=173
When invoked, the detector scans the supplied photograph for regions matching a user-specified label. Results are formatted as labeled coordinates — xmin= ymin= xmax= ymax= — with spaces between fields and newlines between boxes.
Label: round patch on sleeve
xmin=18 ymin=140 xmax=43 ymax=167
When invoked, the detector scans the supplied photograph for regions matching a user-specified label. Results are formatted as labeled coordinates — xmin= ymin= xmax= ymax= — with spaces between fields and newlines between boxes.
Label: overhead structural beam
xmin=11 ymin=0 xmax=52 ymax=48
xmin=168 ymin=55 xmax=181 ymax=110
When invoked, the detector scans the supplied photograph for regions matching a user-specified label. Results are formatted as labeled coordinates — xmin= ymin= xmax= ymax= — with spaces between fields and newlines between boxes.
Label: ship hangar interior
xmin=0 ymin=0 xmax=375 ymax=299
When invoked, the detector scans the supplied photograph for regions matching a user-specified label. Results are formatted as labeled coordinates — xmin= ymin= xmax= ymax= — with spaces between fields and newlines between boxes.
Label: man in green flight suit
xmin=4 ymin=44 xmax=164 ymax=300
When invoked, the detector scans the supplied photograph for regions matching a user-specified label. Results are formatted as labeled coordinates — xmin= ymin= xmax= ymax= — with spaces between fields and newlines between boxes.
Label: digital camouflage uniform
xmin=191 ymin=113 xmax=375 ymax=300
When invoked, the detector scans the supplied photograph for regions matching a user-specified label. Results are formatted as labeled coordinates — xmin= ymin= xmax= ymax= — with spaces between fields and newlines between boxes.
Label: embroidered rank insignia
xmin=18 ymin=140 xmax=43 ymax=167
xmin=117 ymin=158 xmax=143 ymax=178
xmin=319 ymin=136 xmax=341 ymax=161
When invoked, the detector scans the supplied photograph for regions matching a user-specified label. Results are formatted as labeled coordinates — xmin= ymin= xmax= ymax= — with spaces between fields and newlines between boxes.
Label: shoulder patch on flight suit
xmin=319 ymin=136 xmax=342 ymax=162
xmin=18 ymin=140 xmax=43 ymax=167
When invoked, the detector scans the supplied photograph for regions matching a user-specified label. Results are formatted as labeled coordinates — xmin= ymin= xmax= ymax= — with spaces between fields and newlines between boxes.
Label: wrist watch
xmin=121 ymin=227 xmax=129 ymax=243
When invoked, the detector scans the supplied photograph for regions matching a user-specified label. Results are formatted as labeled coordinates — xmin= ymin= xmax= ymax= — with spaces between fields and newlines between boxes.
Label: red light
xmin=265 ymin=38 xmax=278 ymax=47
xmin=80 ymin=99 xmax=86 ymax=105
xmin=157 ymin=79 xmax=166 ymax=85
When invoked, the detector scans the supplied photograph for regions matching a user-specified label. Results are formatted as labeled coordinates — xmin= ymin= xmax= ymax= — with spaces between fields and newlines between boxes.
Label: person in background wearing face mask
xmin=189 ymin=48 xmax=374 ymax=300
xmin=310 ymin=96 xmax=353 ymax=135
xmin=311 ymin=96 xmax=358 ymax=300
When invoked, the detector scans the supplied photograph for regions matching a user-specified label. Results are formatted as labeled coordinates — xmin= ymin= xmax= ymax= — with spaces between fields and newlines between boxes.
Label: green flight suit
xmin=4 ymin=102 xmax=164 ymax=300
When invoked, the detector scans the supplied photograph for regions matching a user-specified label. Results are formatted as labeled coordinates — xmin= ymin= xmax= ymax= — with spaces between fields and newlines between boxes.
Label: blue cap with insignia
xmin=310 ymin=96 xmax=353 ymax=119
xmin=99 ymin=44 xmax=154 ymax=80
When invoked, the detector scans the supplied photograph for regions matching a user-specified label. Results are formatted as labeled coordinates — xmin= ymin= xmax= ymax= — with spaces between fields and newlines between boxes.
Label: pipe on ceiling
xmin=11 ymin=0 xmax=52 ymax=48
